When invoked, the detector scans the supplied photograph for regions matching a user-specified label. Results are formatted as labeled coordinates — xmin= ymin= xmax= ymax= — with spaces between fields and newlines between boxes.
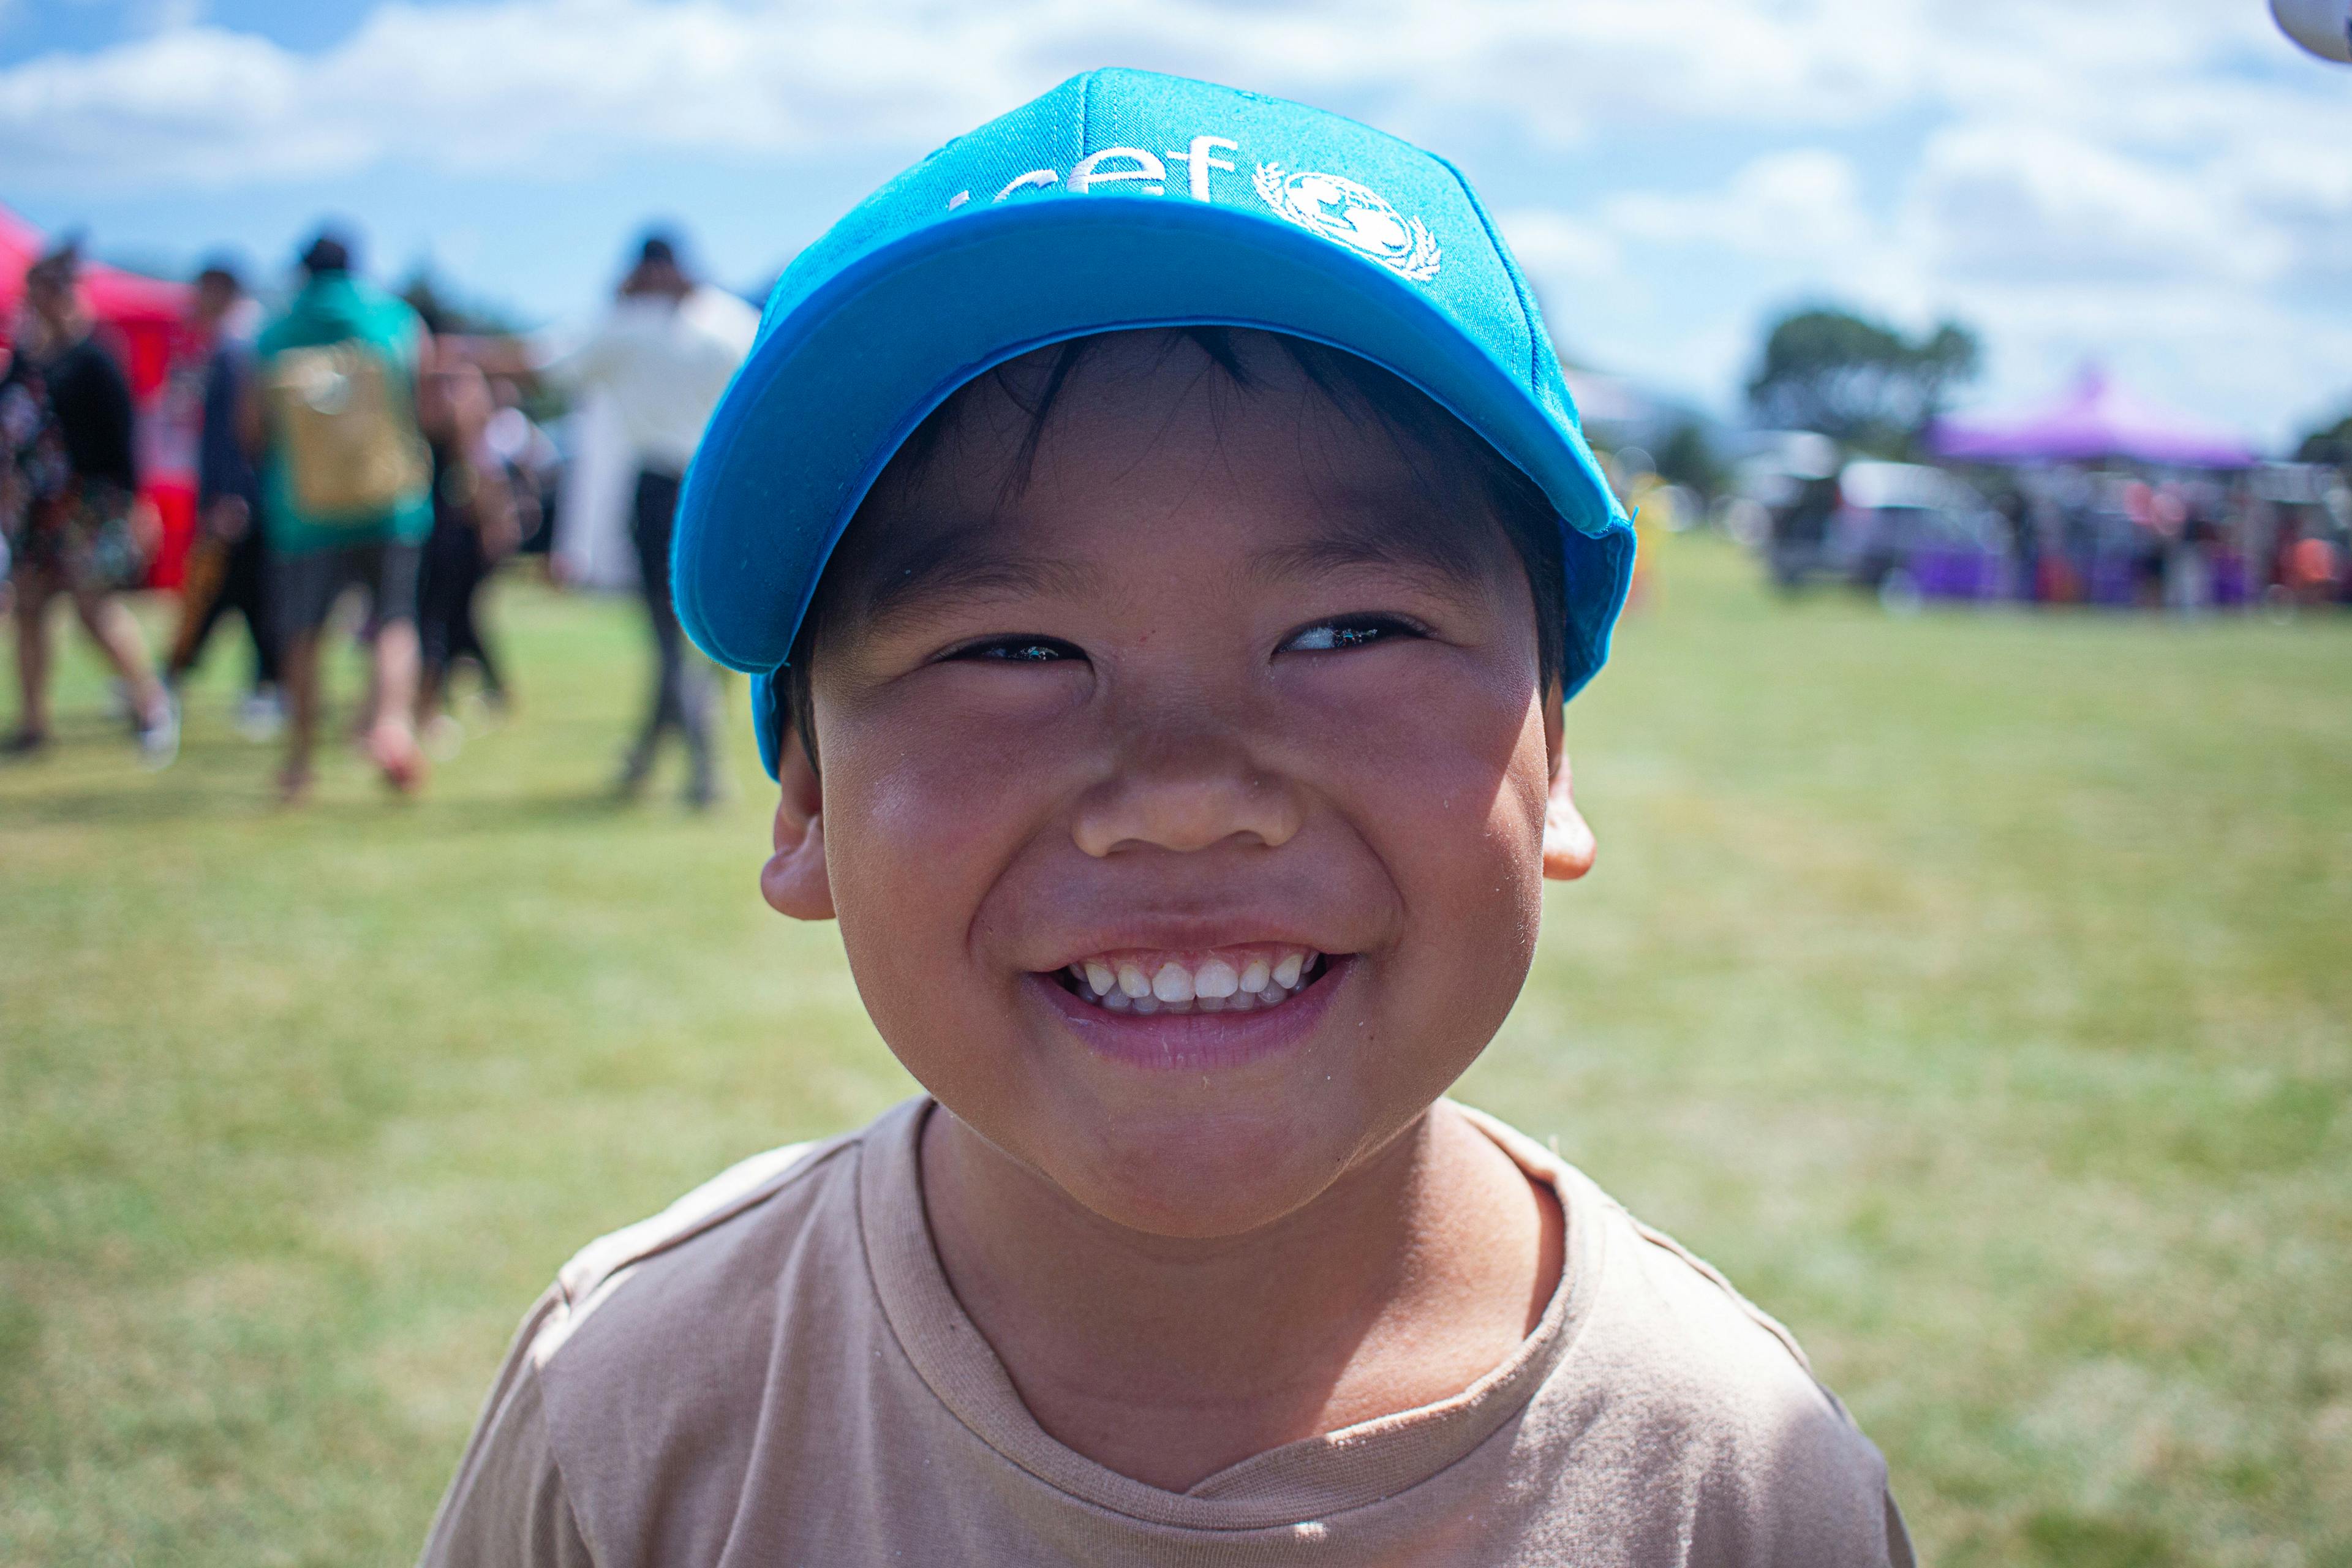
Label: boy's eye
xmin=1280 ymin=614 xmax=1426 ymax=654
xmin=940 ymin=635 xmax=1086 ymax=664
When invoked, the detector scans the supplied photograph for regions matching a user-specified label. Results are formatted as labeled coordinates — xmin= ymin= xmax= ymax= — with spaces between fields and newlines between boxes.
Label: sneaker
xmin=136 ymin=697 xmax=180 ymax=771
xmin=1 ymin=728 xmax=50 ymax=760
xmin=234 ymin=688 xmax=285 ymax=743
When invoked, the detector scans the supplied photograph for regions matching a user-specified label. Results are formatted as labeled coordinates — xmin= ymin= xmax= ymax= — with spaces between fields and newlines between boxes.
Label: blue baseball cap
xmin=674 ymin=67 xmax=1637 ymax=778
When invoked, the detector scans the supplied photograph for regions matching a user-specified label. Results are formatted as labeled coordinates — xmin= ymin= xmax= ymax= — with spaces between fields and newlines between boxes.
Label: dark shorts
xmin=273 ymin=540 xmax=423 ymax=637
xmin=10 ymin=480 xmax=144 ymax=595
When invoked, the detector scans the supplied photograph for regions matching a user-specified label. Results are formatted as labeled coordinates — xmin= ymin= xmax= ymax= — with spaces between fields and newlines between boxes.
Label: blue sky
xmin=4 ymin=0 xmax=2348 ymax=446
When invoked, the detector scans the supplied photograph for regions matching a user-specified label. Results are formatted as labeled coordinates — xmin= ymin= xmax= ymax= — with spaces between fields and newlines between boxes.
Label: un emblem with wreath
xmin=1253 ymin=164 xmax=1442 ymax=282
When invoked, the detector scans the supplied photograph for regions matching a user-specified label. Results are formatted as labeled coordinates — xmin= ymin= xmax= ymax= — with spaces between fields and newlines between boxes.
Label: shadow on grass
xmin=0 ymin=766 xmax=267 ymax=827
xmin=0 ymin=750 xmax=677 ymax=834
xmin=423 ymin=788 xmax=676 ymax=834
xmin=2025 ymin=1510 xmax=2177 ymax=1568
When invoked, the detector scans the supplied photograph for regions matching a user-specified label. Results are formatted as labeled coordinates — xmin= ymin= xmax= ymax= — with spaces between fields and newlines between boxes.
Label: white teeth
xmin=1194 ymin=958 xmax=1239 ymax=999
xmin=1061 ymin=949 xmax=1327 ymax=1016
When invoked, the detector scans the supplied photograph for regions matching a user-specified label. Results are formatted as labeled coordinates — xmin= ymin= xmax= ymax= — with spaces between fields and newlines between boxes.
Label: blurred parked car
xmin=1733 ymin=431 xmax=1842 ymax=588
xmin=1825 ymin=461 xmax=2008 ymax=606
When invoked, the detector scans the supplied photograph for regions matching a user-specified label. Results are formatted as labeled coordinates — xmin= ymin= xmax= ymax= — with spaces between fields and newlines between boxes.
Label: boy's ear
xmin=760 ymin=729 xmax=837 ymax=921
xmin=1540 ymin=695 xmax=1596 ymax=883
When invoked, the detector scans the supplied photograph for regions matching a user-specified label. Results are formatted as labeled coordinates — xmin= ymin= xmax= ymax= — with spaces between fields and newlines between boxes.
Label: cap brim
xmin=676 ymin=197 xmax=1635 ymax=777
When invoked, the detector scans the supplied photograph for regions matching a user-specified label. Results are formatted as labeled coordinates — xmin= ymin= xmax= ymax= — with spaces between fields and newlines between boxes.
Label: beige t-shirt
xmin=420 ymin=1099 xmax=1912 ymax=1567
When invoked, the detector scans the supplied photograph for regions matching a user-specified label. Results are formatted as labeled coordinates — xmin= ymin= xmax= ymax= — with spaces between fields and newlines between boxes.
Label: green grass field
xmin=3 ymin=533 xmax=2347 ymax=1567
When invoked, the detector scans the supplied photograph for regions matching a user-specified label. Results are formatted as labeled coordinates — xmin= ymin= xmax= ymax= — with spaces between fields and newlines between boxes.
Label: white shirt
xmin=543 ymin=285 xmax=759 ymax=477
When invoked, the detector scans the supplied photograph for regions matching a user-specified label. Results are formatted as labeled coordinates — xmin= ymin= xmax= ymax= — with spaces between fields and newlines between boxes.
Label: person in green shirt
xmin=244 ymin=232 xmax=432 ymax=801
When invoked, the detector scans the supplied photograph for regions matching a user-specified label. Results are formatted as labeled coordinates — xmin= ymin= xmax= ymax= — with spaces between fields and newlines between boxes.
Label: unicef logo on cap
xmin=1252 ymin=164 xmax=1442 ymax=283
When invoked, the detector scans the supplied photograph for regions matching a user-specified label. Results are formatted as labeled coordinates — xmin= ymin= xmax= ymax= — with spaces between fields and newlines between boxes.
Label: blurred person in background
xmin=1 ymin=242 xmax=177 ymax=766
xmin=2155 ymin=482 xmax=2207 ymax=614
xmin=245 ymin=230 xmax=434 ymax=802
xmin=482 ymin=375 xmax=557 ymax=559
xmin=2285 ymin=528 xmax=2344 ymax=607
xmin=413 ymin=342 xmax=519 ymax=750
xmin=536 ymin=231 xmax=756 ymax=809
xmin=165 ymin=260 xmax=282 ymax=736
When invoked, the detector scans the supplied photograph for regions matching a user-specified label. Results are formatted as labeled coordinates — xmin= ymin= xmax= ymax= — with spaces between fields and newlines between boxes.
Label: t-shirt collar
xmin=856 ymin=1096 xmax=1607 ymax=1531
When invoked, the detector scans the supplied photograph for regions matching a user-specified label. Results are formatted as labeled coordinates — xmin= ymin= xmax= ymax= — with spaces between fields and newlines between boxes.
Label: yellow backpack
xmin=266 ymin=340 xmax=428 ymax=518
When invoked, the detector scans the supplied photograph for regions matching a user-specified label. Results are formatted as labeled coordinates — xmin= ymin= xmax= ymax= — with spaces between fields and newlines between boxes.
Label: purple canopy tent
xmin=1929 ymin=366 xmax=2261 ymax=470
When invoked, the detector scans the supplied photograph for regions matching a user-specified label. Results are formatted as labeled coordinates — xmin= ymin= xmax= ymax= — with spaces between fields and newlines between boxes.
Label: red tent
xmin=2 ymin=203 xmax=203 ymax=587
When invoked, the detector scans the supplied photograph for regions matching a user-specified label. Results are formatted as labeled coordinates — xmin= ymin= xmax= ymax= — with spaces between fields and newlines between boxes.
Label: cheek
xmin=1320 ymin=648 xmax=1550 ymax=850
xmin=818 ymin=703 xmax=1067 ymax=989
xmin=823 ymin=670 xmax=1091 ymax=872
xmin=1325 ymin=655 xmax=1553 ymax=973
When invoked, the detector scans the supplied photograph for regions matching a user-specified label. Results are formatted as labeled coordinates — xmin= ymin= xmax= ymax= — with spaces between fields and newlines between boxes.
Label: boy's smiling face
xmin=763 ymin=331 xmax=1593 ymax=1238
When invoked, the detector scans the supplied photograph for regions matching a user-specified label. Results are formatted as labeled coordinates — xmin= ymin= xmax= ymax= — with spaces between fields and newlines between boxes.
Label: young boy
xmin=422 ymin=70 xmax=1910 ymax=1566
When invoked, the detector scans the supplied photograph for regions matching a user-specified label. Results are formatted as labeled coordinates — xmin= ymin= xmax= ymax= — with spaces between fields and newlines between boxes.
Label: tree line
xmin=1735 ymin=302 xmax=2347 ymax=471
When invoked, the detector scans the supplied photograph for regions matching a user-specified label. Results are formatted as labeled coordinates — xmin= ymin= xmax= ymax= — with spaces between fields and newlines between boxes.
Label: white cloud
xmin=0 ymin=4 xmax=1016 ymax=186
xmin=1605 ymin=150 xmax=1876 ymax=260
xmin=1493 ymin=108 xmax=2352 ymax=439
xmin=1910 ymin=123 xmax=2294 ymax=288
xmin=1494 ymin=209 xmax=1619 ymax=280
xmin=2 ymin=0 xmax=2346 ymax=442
xmin=0 ymin=0 xmax=2234 ymax=191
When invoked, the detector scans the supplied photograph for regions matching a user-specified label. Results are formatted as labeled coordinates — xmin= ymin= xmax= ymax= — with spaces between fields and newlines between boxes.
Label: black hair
xmin=300 ymin=232 xmax=353 ymax=276
xmin=637 ymin=232 xmax=680 ymax=268
xmin=26 ymin=238 xmax=83 ymax=292
xmin=772 ymin=326 xmax=1566 ymax=772
xmin=195 ymin=258 xmax=244 ymax=293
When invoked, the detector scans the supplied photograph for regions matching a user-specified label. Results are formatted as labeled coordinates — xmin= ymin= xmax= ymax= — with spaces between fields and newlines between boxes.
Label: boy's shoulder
xmin=533 ymin=1132 xmax=851 ymax=1352
xmin=1550 ymin=1151 xmax=1852 ymax=1429
xmin=521 ymin=1115 xmax=876 ymax=1398
xmin=542 ymin=1104 xmax=1869 ymax=1439
xmin=424 ymin=1102 xmax=1907 ymax=1568
xmin=1466 ymin=1110 xmax=1910 ymax=1562
xmin=418 ymin=1109 xmax=897 ymax=1567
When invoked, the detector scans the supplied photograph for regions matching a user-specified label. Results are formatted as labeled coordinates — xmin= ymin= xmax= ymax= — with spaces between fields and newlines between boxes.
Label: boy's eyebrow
xmin=854 ymin=525 xmax=1102 ymax=629
xmin=848 ymin=494 xmax=1507 ymax=631
xmin=1245 ymin=500 xmax=1500 ymax=597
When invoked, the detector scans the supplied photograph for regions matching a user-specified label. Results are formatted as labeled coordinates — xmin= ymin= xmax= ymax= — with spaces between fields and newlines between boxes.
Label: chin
xmin=899 ymin=958 xmax=1506 ymax=1238
xmin=1051 ymin=1114 xmax=1363 ymax=1238
xmin=1002 ymin=1057 xmax=1406 ymax=1238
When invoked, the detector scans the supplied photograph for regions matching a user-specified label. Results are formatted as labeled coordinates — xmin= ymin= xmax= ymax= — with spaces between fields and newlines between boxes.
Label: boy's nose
xmin=1070 ymin=736 xmax=1305 ymax=859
